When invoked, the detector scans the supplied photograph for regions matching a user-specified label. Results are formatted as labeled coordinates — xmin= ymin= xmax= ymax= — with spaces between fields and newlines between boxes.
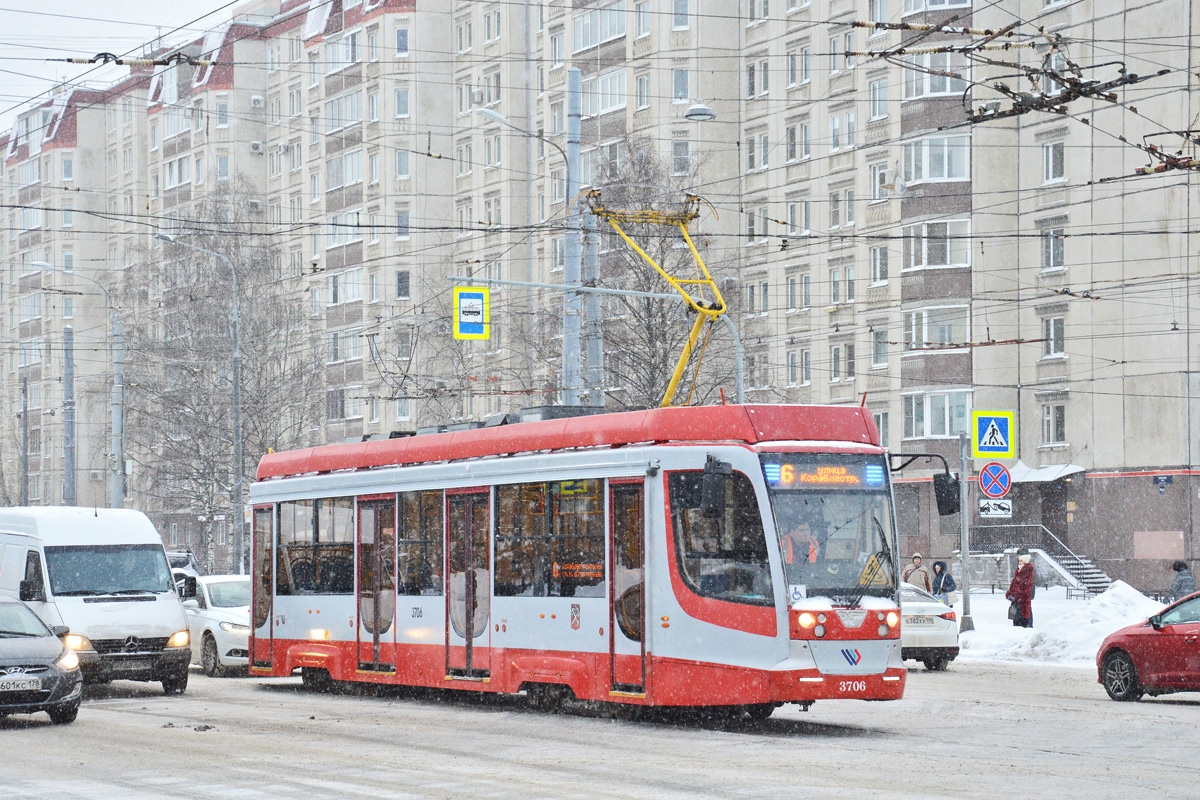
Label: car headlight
xmin=64 ymin=634 xmax=93 ymax=651
xmin=219 ymin=621 xmax=250 ymax=633
xmin=167 ymin=630 xmax=190 ymax=648
xmin=56 ymin=648 xmax=81 ymax=671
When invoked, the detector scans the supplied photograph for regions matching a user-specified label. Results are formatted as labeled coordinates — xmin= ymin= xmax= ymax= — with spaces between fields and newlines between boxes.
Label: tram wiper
xmin=846 ymin=518 xmax=895 ymax=609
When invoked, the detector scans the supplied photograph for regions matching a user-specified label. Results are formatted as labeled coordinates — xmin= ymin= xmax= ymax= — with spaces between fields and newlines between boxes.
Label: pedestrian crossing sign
xmin=972 ymin=410 xmax=1015 ymax=459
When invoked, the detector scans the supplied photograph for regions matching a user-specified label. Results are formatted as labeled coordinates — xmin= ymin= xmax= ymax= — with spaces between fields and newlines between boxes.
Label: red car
xmin=1097 ymin=592 xmax=1200 ymax=701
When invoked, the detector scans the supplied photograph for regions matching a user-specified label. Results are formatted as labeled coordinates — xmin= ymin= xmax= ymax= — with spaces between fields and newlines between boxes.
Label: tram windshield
xmin=761 ymin=454 xmax=897 ymax=602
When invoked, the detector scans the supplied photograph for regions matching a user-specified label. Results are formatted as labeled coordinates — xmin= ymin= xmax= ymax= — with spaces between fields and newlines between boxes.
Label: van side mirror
xmin=701 ymin=455 xmax=732 ymax=519
xmin=19 ymin=579 xmax=45 ymax=603
xmin=52 ymin=625 xmax=70 ymax=638
xmin=933 ymin=472 xmax=961 ymax=516
xmin=1149 ymin=613 xmax=1163 ymax=630
xmin=180 ymin=576 xmax=198 ymax=599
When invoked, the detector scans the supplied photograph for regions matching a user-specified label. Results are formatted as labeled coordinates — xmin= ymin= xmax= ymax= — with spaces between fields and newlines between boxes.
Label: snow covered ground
xmin=954 ymin=581 xmax=1165 ymax=667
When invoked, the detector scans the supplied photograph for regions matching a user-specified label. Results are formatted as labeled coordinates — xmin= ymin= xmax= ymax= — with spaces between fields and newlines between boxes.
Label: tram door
xmin=251 ymin=506 xmax=274 ymax=670
xmin=356 ymin=498 xmax=397 ymax=672
xmin=609 ymin=481 xmax=646 ymax=693
xmin=446 ymin=490 xmax=491 ymax=677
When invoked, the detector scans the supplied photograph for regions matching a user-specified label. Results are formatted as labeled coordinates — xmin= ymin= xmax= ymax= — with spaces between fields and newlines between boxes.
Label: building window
xmin=396 ymin=210 xmax=411 ymax=239
xmin=1043 ymin=141 xmax=1065 ymax=182
xmin=873 ymin=411 xmax=889 ymax=446
xmin=1042 ymin=404 xmax=1066 ymax=445
xmin=870 ymin=162 xmax=891 ymax=201
xmin=902 ymin=220 xmax=970 ymax=268
xmin=395 ymin=88 xmax=410 ymax=118
xmin=396 ymin=270 xmax=411 ymax=299
xmin=904 ymin=306 xmax=969 ymax=350
xmin=903 ymin=391 xmax=971 ymax=438
xmin=672 ymin=69 xmax=689 ymax=101
xmin=1042 ymin=316 xmax=1065 ymax=357
xmin=672 ymin=140 xmax=690 ymax=175
xmin=902 ymin=51 xmax=969 ymax=98
xmin=395 ymin=28 xmax=409 ymax=56
xmin=801 ymin=274 xmax=811 ymax=307
xmin=869 ymin=79 xmax=888 ymax=118
xmin=830 ymin=345 xmax=842 ymax=381
xmin=902 ymin=135 xmax=970 ymax=183
xmin=636 ymin=2 xmax=650 ymax=36
xmin=871 ymin=328 xmax=888 ymax=367
xmin=870 ymin=246 xmax=889 ymax=283
xmin=637 ymin=74 xmax=651 ymax=109
xmin=1041 ymin=227 xmax=1065 ymax=270
xmin=673 ymin=0 xmax=690 ymax=28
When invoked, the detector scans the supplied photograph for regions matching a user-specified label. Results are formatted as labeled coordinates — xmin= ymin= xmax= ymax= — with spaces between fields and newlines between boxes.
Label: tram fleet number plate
xmin=0 ymin=677 xmax=41 ymax=691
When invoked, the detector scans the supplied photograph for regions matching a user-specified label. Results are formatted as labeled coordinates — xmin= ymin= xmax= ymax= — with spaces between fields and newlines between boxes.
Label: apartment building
xmin=1 ymin=0 xmax=1197 ymax=586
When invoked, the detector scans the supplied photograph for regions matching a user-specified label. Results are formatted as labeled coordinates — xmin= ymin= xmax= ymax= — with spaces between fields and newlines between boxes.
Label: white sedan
xmin=900 ymin=583 xmax=960 ymax=671
xmin=183 ymin=575 xmax=251 ymax=677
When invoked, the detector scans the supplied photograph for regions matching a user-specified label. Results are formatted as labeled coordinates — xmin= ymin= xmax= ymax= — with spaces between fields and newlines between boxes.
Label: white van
xmin=0 ymin=507 xmax=195 ymax=695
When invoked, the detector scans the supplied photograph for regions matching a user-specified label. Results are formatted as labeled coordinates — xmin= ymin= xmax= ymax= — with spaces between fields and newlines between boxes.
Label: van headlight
xmin=56 ymin=648 xmax=81 ymax=671
xmin=219 ymin=622 xmax=250 ymax=633
xmin=167 ymin=630 xmax=190 ymax=648
xmin=64 ymin=634 xmax=93 ymax=652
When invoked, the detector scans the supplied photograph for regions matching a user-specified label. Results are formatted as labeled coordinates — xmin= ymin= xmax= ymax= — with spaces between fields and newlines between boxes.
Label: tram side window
xmin=667 ymin=471 xmax=773 ymax=606
xmin=277 ymin=497 xmax=355 ymax=595
xmin=398 ymin=490 xmax=443 ymax=595
xmin=495 ymin=479 xmax=605 ymax=598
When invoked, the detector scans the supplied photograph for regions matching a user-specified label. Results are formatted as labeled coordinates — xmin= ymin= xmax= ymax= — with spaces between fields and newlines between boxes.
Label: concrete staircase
xmin=973 ymin=524 xmax=1114 ymax=596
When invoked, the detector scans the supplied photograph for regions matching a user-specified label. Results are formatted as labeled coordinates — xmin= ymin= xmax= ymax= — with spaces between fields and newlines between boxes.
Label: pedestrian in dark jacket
xmin=1168 ymin=560 xmax=1196 ymax=602
xmin=931 ymin=560 xmax=957 ymax=605
xmin=1006 ymin=553 xmax=1035 ymax=628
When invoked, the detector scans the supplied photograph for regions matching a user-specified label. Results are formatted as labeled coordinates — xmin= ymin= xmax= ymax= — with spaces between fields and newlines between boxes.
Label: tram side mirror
xmin=933 ymin=472 xmax=961 ymax=516
xmin=701 ymin=455 xmax=732 ymax=519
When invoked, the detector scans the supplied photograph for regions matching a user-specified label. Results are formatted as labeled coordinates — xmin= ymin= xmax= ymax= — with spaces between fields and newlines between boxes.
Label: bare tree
xmin=122 ymin=177 xmax=322 ymax=570
xmin=588 ymin=136 xmax=744 ymax=409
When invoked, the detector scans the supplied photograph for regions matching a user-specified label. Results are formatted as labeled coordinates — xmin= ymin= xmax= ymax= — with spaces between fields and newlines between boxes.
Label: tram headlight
xmin=886 ymin=611 xmax=900 ymax=628
xmin=309 ymin=629 xmax=331 ymax=641
xmin=797 ymin=612 xmax=817 ymax=629
xmin=813 ymin=624 xmax=826 ymax=638
xmin=878 ymin=625 xmax=890 ymax=637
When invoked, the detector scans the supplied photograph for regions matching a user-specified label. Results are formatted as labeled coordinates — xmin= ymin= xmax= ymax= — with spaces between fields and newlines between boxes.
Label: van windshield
xmin=44 ymin=544 xmax=174 ymax=596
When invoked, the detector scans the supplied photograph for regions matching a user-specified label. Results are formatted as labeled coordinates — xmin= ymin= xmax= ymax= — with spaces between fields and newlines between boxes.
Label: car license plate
xmin=904 ymin=615 xmax=934 ymax=626
xmin=0 ymin=677 xmax=41 ymax=691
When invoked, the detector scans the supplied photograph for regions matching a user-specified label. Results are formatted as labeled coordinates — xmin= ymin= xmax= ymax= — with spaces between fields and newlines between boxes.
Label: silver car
xmin=900 ymin=584 xmax=960 ymax=671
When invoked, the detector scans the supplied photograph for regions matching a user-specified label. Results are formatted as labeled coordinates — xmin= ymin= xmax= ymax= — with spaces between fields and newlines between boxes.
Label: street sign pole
xmin=959 ymin=432 xmax=975 ymax=633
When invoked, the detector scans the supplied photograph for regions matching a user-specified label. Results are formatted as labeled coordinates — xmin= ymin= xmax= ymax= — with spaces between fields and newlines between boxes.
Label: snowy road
xmin=3 ymin=662 xmax=1197 ymax=799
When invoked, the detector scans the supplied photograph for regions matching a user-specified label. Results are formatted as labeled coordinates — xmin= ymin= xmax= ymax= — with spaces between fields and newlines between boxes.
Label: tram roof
xmin=256 ymin=404 xmax=880 ymax=480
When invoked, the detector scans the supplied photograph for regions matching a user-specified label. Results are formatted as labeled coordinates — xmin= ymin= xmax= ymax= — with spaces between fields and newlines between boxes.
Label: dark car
xmin=1097 ymin=591 xmax=1200 ymax=701
xmin=0 ymin=596 xmax=83 ymax=724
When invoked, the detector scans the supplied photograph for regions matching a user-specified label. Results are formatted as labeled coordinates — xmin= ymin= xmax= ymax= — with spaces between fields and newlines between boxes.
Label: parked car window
xmin=0 ymin=601 xmax=50 ymax=636
xmin=209 ymin=580 xmax=251 ymax=608
xmin=1161 ymin=597 xmax=1200 ymax=625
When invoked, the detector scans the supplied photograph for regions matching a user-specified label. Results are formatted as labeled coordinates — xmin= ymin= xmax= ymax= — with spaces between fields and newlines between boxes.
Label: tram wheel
xmin=301 ymin=667 xmax=334 ymax=692
xmin=740 ymin=703 xmax=775 ymax=722
xmin=526 ymin=683 xmax=569 ymax=713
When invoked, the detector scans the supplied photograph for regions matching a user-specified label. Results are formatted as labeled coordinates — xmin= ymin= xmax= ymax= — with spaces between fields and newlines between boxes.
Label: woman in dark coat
xmin=1168 ymin=560 xmax=1196 ymax=602
xmin=1006 ymin=553 xmax=1035 ymax=628
xmin=931 ymin=560 xmax=957 ymax=605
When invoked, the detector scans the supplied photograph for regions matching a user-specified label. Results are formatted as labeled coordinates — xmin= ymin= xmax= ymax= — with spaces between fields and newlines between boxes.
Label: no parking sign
xmin=979 ymin=462 xmax=1012 ymax=499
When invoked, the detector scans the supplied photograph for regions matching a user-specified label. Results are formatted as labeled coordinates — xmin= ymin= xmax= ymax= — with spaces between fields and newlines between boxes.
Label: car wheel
xmin=47 ymin=699 xmax=80 ymax=725
xmin=923 ymin=655 xmax=950 ymax=671
xmin=201 ymin=634 xmax=223 ymax=678
xmin=301 ymin=667 xmax=333 ymax=692
xmin=1102 ymin=651 xmax=1144 ymax=701
xmin=162 ymin=670 xmax=189 ymax=696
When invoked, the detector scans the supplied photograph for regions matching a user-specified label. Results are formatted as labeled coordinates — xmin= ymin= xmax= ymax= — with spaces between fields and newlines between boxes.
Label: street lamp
xmin=473 ymin=70 xmax=586 ymax=406
xmin=155 ymin=232 xmax=245 ymax=574
xmin=684 ymin=103 xmax=716 ymax=122
xmin=32 ymin=260 xmax=124 ymax=508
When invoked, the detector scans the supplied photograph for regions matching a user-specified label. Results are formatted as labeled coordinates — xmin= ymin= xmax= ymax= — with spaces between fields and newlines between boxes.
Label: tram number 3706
xmin=838 ymin=680 xmax=867 ymax=693
xmin=411 ymin=607 xmax=423 ymax=618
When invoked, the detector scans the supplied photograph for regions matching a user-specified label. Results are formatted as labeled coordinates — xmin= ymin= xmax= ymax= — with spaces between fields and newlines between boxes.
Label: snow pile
xmin=956 ymin=581 xmax=1164 ymax=667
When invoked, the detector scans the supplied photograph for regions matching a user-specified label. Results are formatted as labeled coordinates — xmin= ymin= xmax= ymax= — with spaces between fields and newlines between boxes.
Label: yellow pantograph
xmin=585 ymin=193 xmax=727 ymax=408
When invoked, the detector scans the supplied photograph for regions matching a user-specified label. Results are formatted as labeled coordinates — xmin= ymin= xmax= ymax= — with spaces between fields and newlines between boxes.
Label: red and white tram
xmin=249 ymin=404 xmax=906 ymax=713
